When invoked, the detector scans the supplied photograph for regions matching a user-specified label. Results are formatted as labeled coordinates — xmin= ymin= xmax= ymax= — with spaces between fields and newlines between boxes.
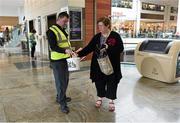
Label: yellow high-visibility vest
xmin=49 ymin=25 xmax=71 ymax=60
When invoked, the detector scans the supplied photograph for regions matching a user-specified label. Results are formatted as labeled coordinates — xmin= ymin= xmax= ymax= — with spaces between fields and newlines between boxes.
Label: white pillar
xmin=176 ymin=0 xmax=180 ymax=34
xmin=135 ymin=0 xmax=141 ymax=37
xmin=18 ymin=6 xmax=24 ymax=24
xmin=164 ymin=5 xmax=170 ymax=32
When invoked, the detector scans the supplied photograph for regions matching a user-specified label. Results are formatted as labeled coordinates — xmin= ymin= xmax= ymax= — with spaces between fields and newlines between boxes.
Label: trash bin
xmin=135 ymin=39 xmax=180 ymax=83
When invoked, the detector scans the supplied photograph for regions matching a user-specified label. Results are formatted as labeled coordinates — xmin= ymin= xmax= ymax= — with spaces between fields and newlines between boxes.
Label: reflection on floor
xmin=0 ymin=53 xmax=180 ymax=122
xmin=14 ymin=61 xmax=49 ymax=69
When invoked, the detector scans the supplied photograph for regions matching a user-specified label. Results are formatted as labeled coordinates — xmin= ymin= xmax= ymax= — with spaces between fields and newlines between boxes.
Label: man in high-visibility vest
xmin=47 ymin=12 xmax=73 ymax=114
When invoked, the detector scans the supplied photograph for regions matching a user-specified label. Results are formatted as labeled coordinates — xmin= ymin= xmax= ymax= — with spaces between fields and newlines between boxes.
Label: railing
xmin=121 ymin=37 xmax=180 ymax=63
xmin=2 ymin=27 xmax=23 ymax=54
xmin=5 ymin=27 xmax=22 ymax=48
xmin=121 ymin=32 xmax=180 ymax=39
xmin=122 ymin=42 xmax=137 ymax=63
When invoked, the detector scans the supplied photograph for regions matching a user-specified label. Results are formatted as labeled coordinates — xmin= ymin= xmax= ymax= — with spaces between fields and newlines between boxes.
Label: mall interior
xmin=1 ymin=0 xmax=180 ymax=122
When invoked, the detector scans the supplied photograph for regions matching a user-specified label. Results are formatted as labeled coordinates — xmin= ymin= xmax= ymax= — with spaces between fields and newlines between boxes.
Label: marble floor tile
xmin=0 ymin=52 xmax=180 ymax=122
xmin=0 ymin=104 xmax=6 ymax=121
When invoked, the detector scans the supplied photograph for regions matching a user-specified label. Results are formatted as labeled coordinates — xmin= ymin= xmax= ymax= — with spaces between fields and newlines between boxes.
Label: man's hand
xmin=65 ymin=49 xmax=73 ymax=55
xmin=65 ymin=49 xmax=77 ymax=57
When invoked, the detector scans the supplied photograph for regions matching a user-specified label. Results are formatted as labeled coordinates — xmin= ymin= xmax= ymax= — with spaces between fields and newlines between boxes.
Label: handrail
xmin=123 ymin=43 xmax=138 ymax=44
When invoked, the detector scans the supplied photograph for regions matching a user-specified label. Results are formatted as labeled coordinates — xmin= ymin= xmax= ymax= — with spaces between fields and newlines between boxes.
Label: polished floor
xmin=0 ymin=50 xmax=180 ymax=122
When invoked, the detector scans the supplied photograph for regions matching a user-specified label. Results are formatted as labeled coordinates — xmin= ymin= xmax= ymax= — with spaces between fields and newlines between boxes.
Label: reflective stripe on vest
xmin=49 ymin=25 xmax=71 ymax=60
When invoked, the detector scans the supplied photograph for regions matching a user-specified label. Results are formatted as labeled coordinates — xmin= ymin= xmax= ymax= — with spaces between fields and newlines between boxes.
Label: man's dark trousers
xmin=51 ymin=60 xmax=69 ymax=108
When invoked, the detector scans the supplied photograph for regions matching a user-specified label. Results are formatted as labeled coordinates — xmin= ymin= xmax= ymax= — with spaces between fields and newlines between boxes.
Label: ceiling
xmin=0 ymin=0 xmax=178 ymax=7
xmin=0 ymin=0 xmax=24 ymax=7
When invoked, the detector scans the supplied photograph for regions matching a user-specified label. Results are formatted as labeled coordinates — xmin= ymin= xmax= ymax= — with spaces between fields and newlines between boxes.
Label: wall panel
xmin=0 ymin=16 xmax=19 ymax=26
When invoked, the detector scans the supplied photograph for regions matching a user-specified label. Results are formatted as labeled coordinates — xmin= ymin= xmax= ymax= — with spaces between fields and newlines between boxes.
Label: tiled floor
xmin=0 ymin=51 xmax=180 ymax=122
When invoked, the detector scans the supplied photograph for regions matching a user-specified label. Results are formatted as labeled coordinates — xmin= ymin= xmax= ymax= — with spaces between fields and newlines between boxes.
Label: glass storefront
xmin=112 ymin=0 xmax=133 ymax=9
xmin=139 ymin=22 xmax=164 ymax=38
xmin=168 ymin=22 xmax=176 ymax=33
xmin=112 ymin=19 xmax=135 ymax=38
xmin=111 ymin=0 xmax=179 ymax=63
xmin=142 ymin=2 xmax=165 ymax=12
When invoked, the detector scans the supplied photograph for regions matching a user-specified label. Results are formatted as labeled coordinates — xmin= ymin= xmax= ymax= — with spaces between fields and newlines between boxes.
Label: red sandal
xmin=95 ymin=100 xmax=102 ymax=108
xmin=109 ymin=102 xmax=115 ymax=112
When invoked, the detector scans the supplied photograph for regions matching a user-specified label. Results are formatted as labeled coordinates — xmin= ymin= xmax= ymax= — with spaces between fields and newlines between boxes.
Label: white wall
xmin=0 ymin=6 xmax=19 ymax=16
xmin=24 ymin=0 xmax=85 ymax=57
xmin=0 ymin=4 xmax=24 ymax=24
xmin=176 ymin=0 xmax=180 ymax=34
xmin=68 ymin=0 xmax=85 ymax=8
xmin=24 ymin=0 xmax=69 ymax=20
xmin=18 ymin=6 xmax=24 ymax=24
xmin=24 ymin=0 xmax=68 ymax=57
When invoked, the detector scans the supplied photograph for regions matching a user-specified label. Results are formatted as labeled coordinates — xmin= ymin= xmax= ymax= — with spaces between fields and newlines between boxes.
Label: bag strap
xmin=101 ymin=31 xmax=111 ymax=49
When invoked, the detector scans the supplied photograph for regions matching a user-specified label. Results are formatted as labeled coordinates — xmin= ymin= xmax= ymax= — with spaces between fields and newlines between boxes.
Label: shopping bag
xmin=67 ymin=57 xmax=80 ymax=71
xmin=97 ymin=54 xmax=114 ymax=75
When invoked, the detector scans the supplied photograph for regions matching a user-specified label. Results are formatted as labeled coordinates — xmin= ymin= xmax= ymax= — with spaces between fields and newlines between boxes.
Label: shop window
xmin=142 ymin=2 xmax=165 ymax=12
xmin=111 ymin=20 xmax=135 ymax=38
xmin=170 ymin=16 xmax=175 ymax=21
xmin=139 ymin=22 xmax=164 ymax=38
xmin=171 ymin=7 xmax=178 ymax=14
xmin=112 ymin=0 xmax=133 ymax=9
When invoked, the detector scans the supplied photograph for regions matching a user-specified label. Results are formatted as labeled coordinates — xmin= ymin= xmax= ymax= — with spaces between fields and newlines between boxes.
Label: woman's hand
xmin=75 ymin=47 xmax=86 ymax=61
xmin=75 ymin=47 xmax=83 ymax=53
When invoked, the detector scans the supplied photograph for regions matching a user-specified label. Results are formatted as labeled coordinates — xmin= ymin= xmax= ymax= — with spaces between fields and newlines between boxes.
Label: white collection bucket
xmin=67 ymin=57 xmax=80 ymax=71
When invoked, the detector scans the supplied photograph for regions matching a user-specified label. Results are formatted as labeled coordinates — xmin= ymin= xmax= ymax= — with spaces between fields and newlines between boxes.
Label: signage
xmin=69 ymin=10 xmax=82 ymax=40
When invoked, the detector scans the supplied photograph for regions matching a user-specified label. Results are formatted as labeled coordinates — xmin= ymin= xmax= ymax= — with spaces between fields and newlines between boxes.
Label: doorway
xmin=29 ymin=20 xmax=34 ymax=33
xmin=47 ymin=14 xmax=56 ymax=29
xmin=46 ymin=14 xmax=57 ymax=61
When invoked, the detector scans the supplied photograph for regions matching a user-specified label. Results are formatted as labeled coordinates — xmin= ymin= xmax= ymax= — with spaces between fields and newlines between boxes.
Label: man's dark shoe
xmin=56 ymin=97 xmax=71 ymax=103
xmin=60 ymin=106 xmax=69 ymax=114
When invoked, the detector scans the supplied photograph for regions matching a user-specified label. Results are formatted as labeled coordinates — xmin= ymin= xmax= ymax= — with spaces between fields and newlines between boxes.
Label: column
xmin=164 ymin=5 xmax=170 ymax=32
xmin=96 ymin=0 xmax=111 ymax=33
xmin=84 ymin=0 xmax=95 ymax=60
xmin=135 ymin=0 xmax=141 ymax=37
xmin=176 ymin=0 xmax=180 ymax=34
xmin=84 ymin=0 xmax=111 ymax=60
